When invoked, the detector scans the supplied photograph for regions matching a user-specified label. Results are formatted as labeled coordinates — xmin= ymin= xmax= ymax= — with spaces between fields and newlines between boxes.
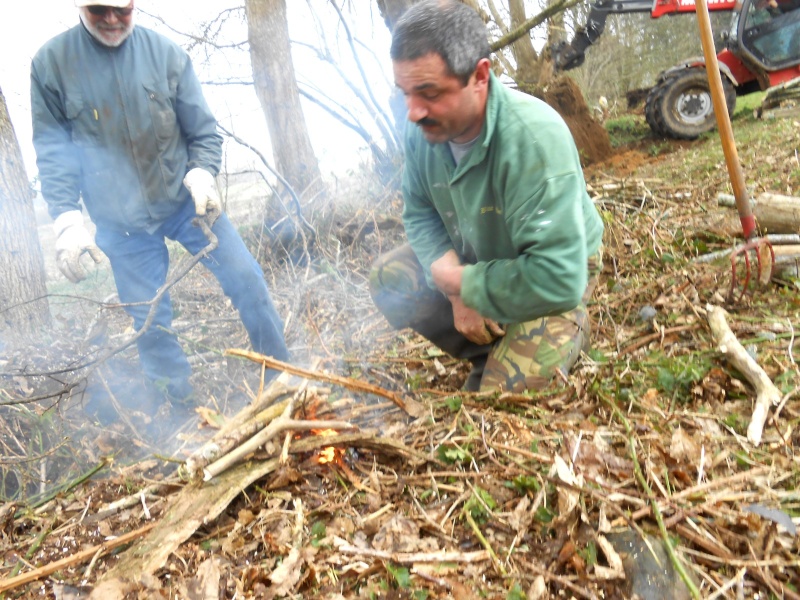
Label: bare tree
xmin=0 ymin=87 xmax=50 ymax=337
xmin=245 ymin=0 xmax=327 ymax=201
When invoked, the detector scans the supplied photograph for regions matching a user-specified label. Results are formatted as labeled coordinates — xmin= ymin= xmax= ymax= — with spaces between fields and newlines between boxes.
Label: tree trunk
xmin=0 ymin=87 xmax=50 ymax=337
xmin=376 ymin=0 xmax=418 ymax=30
xmin=245 ymin=0 xmax=326 ymax=201
xmin=493 ymin=0 xmax=611 ymax=166
xmin=508 ymin=0 xmax=543 ymax=85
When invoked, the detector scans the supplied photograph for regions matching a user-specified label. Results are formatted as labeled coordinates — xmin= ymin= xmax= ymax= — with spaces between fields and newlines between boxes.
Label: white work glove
xmin=183 ymin=168 xmax=221 ymax=217
xmin=53 ymin=210 xmax=104 ymax=283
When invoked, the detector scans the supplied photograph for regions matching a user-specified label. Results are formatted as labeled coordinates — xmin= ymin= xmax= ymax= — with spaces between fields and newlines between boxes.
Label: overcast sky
xmin=0 ymin=1 xmax=395 ymax=184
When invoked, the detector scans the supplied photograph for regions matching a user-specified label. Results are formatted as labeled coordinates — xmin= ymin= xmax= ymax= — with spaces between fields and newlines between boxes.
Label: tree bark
xmin=245 ymin=0 xmax=326 ymax=201
xmin=508 ymin=0 xmax=542 ymax=85
xmin=376 ymin=0 xmax=418 ymax=31
xmin=718 ymin=192 xmax=800 ymax=235
xmin=0 ymin=86 xmax=50 ymax=337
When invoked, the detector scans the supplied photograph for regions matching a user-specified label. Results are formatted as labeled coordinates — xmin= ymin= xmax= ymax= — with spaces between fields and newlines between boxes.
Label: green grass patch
xmin=731 ymin=90 xmax=766 ymax=119
xmin=604 ymin=114 xmax=650 ymax=148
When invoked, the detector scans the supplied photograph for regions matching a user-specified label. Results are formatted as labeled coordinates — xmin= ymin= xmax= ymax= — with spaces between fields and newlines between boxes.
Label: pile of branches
xmin=0 ymin=341 xmax=797 ymax=598
xmin=0 ymin=166 xmax=798 ymax=598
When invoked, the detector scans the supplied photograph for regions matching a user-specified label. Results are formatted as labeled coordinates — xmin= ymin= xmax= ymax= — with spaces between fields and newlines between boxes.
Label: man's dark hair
xmin=390 ymin=0 xmax=491 ymax=86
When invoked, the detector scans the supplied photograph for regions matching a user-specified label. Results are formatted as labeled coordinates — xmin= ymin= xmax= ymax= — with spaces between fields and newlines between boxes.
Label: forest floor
xmin=0 ymin=96 xmax=799 ymax=600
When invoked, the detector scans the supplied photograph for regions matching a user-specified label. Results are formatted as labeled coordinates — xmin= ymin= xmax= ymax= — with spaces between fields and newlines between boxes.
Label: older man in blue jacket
xmin=31 ymin=0 xmax=288 ymax=408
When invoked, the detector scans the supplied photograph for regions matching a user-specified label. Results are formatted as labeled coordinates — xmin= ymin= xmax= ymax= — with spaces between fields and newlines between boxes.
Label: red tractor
xmin=553 ymin=0 xmax=800 ymax=138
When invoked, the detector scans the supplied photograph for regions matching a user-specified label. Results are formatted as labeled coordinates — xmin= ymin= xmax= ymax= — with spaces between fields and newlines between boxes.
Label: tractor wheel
xmin=644 ymin=76 xmax=673 ymax=136
xmin=644 ymin=68 xmax=736 ymax=139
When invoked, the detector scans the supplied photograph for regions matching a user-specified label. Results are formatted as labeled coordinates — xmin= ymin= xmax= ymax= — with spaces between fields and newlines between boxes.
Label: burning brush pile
xmin=1 ymin=142 xmax=800 ymax=597
xmin=0 ymin=334 xmax=798 ymax=599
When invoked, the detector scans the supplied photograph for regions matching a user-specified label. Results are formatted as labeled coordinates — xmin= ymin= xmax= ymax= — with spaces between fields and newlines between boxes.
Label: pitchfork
xmin=696 ymin=0 xmax=774 ymax=301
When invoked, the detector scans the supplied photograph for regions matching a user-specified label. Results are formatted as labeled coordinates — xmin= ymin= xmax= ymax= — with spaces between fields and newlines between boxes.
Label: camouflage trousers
xmin=369 ymin=244 xmax=603 ymax=393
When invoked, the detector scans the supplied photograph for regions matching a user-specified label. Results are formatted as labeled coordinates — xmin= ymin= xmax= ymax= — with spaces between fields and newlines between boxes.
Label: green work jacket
xmin=401 ymin=73 xmax=604 ymax=324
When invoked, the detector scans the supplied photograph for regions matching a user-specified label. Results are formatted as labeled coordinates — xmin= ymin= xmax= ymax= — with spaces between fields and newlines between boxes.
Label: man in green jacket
xmin=370 ymin=0 xmax=604 ymax=393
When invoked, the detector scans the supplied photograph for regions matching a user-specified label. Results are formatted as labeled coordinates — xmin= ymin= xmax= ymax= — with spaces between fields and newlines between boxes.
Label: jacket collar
xmin=443 ymin=71 xmax=501 ymax=181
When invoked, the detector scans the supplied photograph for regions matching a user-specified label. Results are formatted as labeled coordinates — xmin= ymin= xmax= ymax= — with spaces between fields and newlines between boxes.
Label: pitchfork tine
xmin=727 ymin=237 xmax=775 ymax=303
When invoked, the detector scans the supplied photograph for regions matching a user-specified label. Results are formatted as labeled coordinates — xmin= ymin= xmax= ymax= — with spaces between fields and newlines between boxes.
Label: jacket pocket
xmin=143 ymin=82 xmax=178 ymax=151
xmin=65 ymin=91 xmax=99 ymax=147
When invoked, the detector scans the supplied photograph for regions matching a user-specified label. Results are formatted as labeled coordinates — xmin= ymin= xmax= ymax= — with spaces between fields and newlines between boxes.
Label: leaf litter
xmin=0 ymin=118 xmax=799 ymax=598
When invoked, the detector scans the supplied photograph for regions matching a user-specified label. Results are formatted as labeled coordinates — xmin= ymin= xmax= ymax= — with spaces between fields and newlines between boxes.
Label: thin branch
xmin=225 ymin=349 xmax=425 ymax=417
xmin=199 ymin=77 xmax=388 ymax=163
xmin=216 ymin=123 xmax=315 ymax=237
xmin=298 ymin=88 xmax=391 ymax=165
xmin=137 ymin=7 xmax=248 ymax=50
xmin=490 ymin=0 xmax=582 ymax=52
xmin=1 ymin=218 xmax=218 ymax=381
xmin=0 ymin=522 xmax=158 ymax=594
xmin=326 ymin=0 xmax=399 ymax=148
xmin=484 ymin=0 xmax=510 ymax=37
xmin=293 ymin=37 xmax=400 ymax=155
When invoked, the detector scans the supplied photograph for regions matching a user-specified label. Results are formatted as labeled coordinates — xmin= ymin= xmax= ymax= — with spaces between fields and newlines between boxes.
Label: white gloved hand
xmin=183 ymin=168 xmax=221 ymax=217
xmin=53 ymin=210 xmax=104 ymax=283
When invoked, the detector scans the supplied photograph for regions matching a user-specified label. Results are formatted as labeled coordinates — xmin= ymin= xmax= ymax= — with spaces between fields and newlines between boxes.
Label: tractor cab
xmin=736 ymin=0 xmax=800 ymax=71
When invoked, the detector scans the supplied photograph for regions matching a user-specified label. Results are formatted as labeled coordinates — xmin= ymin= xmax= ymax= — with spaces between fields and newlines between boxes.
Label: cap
xmin=75 ymin=0 xmax=132 ymax=7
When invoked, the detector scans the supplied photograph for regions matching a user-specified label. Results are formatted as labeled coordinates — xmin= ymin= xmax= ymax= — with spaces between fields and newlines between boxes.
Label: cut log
xmin=772 ymin=245 xmax=800 ymax=279
xmin=757 ymin=76 xmax=800 ymax=117
xmin=718 ymin=192 xmax=800 ymax=235
xmin=705 ymin=305 xmax=782 ymax=446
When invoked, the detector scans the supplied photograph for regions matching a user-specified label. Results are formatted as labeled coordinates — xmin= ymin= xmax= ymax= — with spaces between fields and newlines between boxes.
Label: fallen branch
xmin=201 ymin=382 xmax=356 ymax=480
xmin=184 ymin=394 xmax=293 ymax=479
xmin=336 ymin=541 xmax=489 ymax=564
xmin=676 ymin=523 xmax=800 ymax=600
xmin=628 ymin=465 xmax=772 ymax=521
xmin=185 ymin=368 xmax=326 ymax=478
xmin=619 ymin=324 xmax=701 ymax=356
xmin=706 ymin=304 xmax=782 ymax=446
xmin=693 ymin=234 xmax=800 ymax=263
xmin=225 ymin=349 xmax=425 ymax=417
xmin=0 ymin=522 xmax=157 ymax=593
xmin=92 ymin=385 xmax=298 ymax=519
xmin=95 ymin=432 xmax=430 ymax=581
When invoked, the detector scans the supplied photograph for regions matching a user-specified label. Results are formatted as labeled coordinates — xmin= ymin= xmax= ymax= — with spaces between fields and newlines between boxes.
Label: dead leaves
xmin=372 ymin=515 xmax=439 ymax=553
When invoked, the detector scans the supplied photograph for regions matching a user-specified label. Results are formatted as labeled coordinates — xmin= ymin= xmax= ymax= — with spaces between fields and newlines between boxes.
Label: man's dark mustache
xmin=416 ymin=117 xmax=439 ymax=127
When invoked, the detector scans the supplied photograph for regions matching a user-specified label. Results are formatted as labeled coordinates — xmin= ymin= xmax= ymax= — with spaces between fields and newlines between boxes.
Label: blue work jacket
xmin=31 ymin=23 xmax=222 ymax=232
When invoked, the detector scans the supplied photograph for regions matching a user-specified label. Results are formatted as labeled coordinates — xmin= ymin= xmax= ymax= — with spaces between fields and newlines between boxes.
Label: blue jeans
xmin=94 ymin=199 xmax=289 ymax=397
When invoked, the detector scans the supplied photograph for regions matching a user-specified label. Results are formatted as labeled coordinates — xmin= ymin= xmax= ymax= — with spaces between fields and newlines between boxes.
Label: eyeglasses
xmin=86 ymin=5 xmax=134 ymax=17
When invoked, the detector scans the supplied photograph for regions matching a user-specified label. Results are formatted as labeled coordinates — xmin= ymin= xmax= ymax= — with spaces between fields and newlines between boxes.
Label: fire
xmin=313 ymin=428 xmax=342 ymax=465
xmin=318 ymin=446 xmax=337 ymax=464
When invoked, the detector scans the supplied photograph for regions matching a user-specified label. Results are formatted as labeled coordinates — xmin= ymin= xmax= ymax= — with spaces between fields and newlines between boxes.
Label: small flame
xmin=313 ymin=428 xmax=340 ymax=465
xmin=318 ymin=446 xmax=337 ymax=464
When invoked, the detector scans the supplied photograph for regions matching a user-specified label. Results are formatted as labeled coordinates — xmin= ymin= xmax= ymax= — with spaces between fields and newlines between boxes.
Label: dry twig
xmin=706 ymin=304 xmax=782 ymax=445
